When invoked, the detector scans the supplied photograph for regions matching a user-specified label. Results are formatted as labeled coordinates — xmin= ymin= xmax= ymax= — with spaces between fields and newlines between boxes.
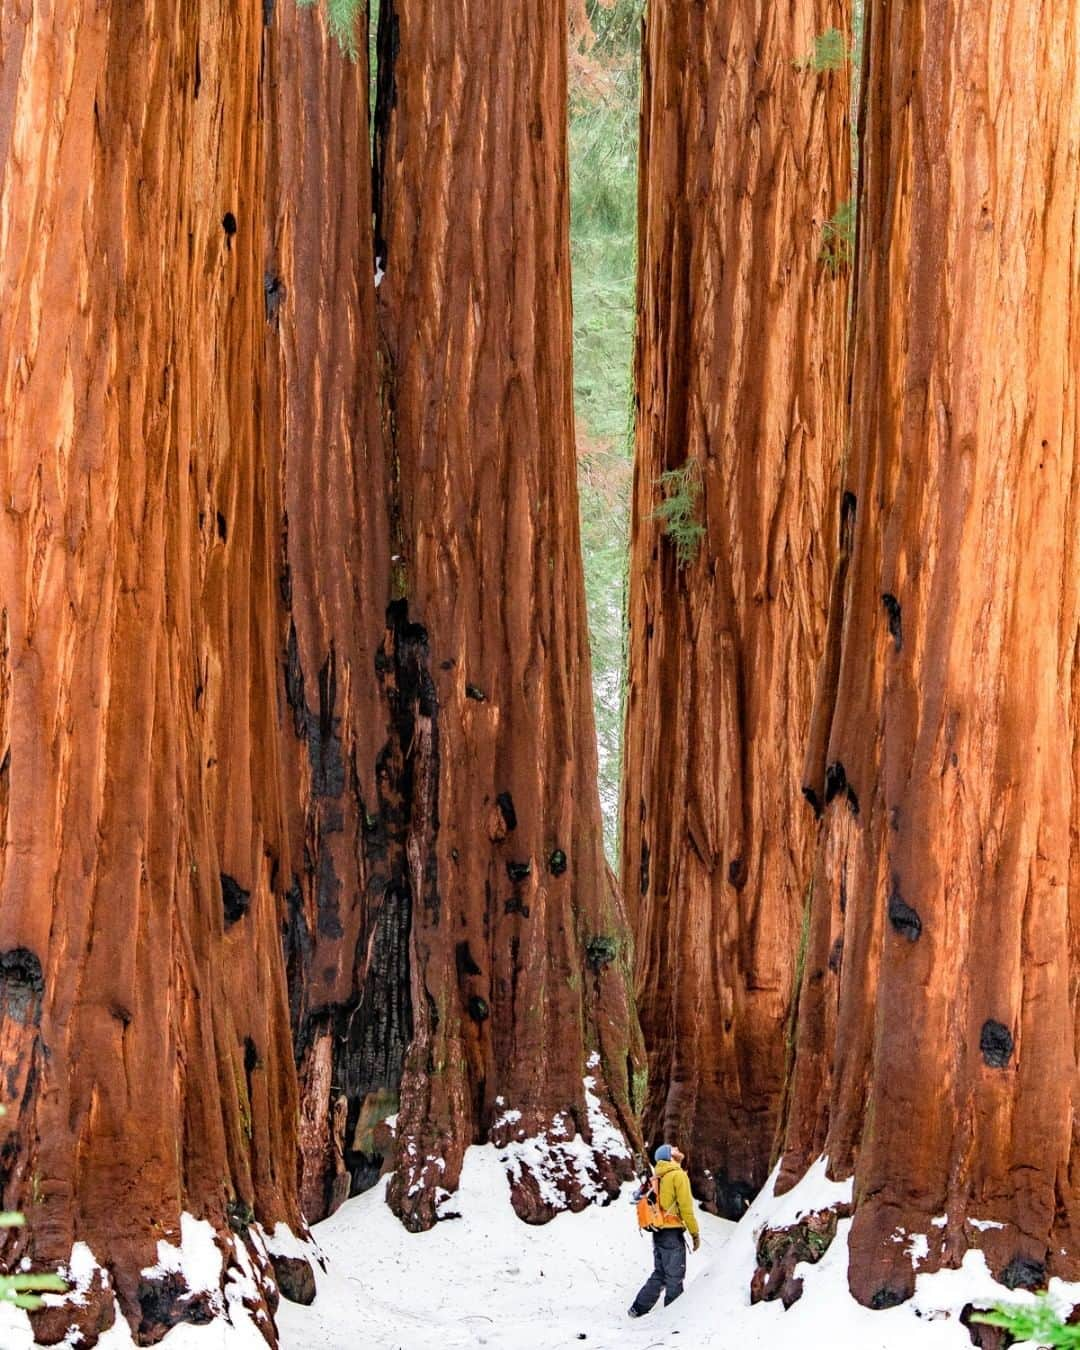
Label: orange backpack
xmin=636 ymin=1175 xmax=677 ymax=1232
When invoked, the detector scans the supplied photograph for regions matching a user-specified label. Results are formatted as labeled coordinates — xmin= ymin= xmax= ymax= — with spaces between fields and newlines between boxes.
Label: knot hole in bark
xmin=839 ymin=490 xmax=857 ymax=550
xmin=887 ymin=880 xmax=921 ymax=941
xmin=0 ymin=948 xmax=44 ymax=1025
xmin=979 ymin=1020 xmax=1014 ymax=1068
xmin=881 ymin=593 xmax=902 ymax=651
xmin=824 ymin=763 xmax=860 ymax=816
xmin=586 ymin=935 xmax=618 ymax=972
xmin=222 ymin=873 xmax=251 ymax=925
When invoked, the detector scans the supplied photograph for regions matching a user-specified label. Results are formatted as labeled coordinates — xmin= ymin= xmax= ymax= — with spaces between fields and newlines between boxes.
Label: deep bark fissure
xmin=371 ymin=0 xmax=398 ymax=277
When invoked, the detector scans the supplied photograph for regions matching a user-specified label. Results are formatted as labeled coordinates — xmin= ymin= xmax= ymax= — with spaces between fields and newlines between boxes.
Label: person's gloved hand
xmin=691 ymin=1233 xmax=701 ymax=1253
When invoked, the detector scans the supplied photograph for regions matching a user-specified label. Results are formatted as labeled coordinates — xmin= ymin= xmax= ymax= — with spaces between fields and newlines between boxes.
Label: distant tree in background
xmin=568 ymin=0 xmax=643 ymax=863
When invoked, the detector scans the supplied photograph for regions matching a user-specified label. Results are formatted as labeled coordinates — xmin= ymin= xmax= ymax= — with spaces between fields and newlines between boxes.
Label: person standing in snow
xmin=628 ymin=1144 xmax=700 ymax=1318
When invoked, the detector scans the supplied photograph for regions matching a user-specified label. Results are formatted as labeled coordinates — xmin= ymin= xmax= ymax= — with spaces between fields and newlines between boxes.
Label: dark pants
xmin=632 ymin=1229 xmax=687 ymax=1313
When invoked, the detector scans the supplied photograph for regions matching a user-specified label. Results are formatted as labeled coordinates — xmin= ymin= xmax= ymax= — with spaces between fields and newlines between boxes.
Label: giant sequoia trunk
xmin=622 ymin=0 xmax=850 ymax=1216
xmin=780 ymin=0 xmax=1080 ymax=1310
xmin=0 ymin=0 xmax=307 ymax=1342
xmin=374 ymin=0 xmax=645 ymax=1231
xmin=262 ymin=0 xmax=404 ymax=1226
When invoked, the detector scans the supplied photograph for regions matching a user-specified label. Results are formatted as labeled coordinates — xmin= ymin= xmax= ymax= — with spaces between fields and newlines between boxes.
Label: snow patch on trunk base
xmin=253 ymin=1223 xmax=322 ymax=1308
xmin=725 ymin=1157 xmax=1080 ymax=1348
xmin=490 ymin=1071 xmax=633 ymax=1222
xmin=5 ymin=1216 xmax=319 ymax=1350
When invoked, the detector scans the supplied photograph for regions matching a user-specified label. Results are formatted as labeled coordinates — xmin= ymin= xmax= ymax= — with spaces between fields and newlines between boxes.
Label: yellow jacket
xmin=654 ymin=1160 xmax=699 ymax=1238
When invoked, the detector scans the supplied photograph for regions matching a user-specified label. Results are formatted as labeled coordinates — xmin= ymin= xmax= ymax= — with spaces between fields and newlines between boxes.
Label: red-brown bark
xmin=262 ymin=0 xmax=406 ymax=1227
xmin=374 ymin=0 xmax=646 ymax=1231
xmin=623 ymin=0 xmax=850 ymax=1215
xmin=0 ymin=0 xmax=307 ymax=1341
xmin=780 ymin=0 xmax=1080 ymax=1308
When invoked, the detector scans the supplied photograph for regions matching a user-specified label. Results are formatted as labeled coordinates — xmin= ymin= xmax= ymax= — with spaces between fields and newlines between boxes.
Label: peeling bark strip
xmin=376 ymin=0 xmax=644 ymax=1230
xmin=0 ymin=0 xmax=307 ymax=1342
xmin=622 ymin=0 xmax=850 ymax=1215
xmin=780 ymin=0 xmax=1080 ymax=1306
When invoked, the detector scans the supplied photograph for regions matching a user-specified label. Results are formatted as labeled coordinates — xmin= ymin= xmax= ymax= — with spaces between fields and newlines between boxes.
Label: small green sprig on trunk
xmin=820 ymin=198 xmax=855 ymax=275
xmin=653 ymin=460 xmax=705 ymax=568
xmin=794 ymin=28 xmax=852 ymax=73
xmin=296 ymin=0 xmax=363 ymax=60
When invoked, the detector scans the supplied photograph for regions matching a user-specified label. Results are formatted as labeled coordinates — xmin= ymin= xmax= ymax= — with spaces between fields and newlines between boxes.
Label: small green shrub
xmin=820 ymin=197 xmax=855 ymax=275
xmin=653 ymin=461 xmax=705 ymax=567
xmin=796 ymin=28 xmax=851 ymax=72
xmin=0 ymin=1266 xmax=68 ymax=1311
xmin=0 ymin=1110 xmax=67 ymax=1311
xmin=973 ymin=1296 xmax=1080 ymax=1346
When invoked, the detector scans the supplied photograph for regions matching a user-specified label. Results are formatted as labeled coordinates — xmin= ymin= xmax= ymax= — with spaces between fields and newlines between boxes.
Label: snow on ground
xmin=278 ymin=1145 xmax=729 ymax=1350
xmin=0 ymin=1294 xmax=272 ymax=1350
xmin=5 ymin=1149 xmax=1077 ymax=1349
xmin=276 ymin=1148 xmax=1078 ymax=1350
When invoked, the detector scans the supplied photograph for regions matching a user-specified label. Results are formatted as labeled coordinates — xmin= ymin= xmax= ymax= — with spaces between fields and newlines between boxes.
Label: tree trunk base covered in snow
xmin=374 ymin=0 xmax=644 ymax=1234
xmin=0 ymin=0 xmax=312 ymax=1340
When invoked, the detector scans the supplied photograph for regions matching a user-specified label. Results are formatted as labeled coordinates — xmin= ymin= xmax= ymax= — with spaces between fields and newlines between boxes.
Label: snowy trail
xmin=278 ymin=1148 xmax=730 ymax=1350
xmin=277 ymin=1147 xmax=1071 ymax=1350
